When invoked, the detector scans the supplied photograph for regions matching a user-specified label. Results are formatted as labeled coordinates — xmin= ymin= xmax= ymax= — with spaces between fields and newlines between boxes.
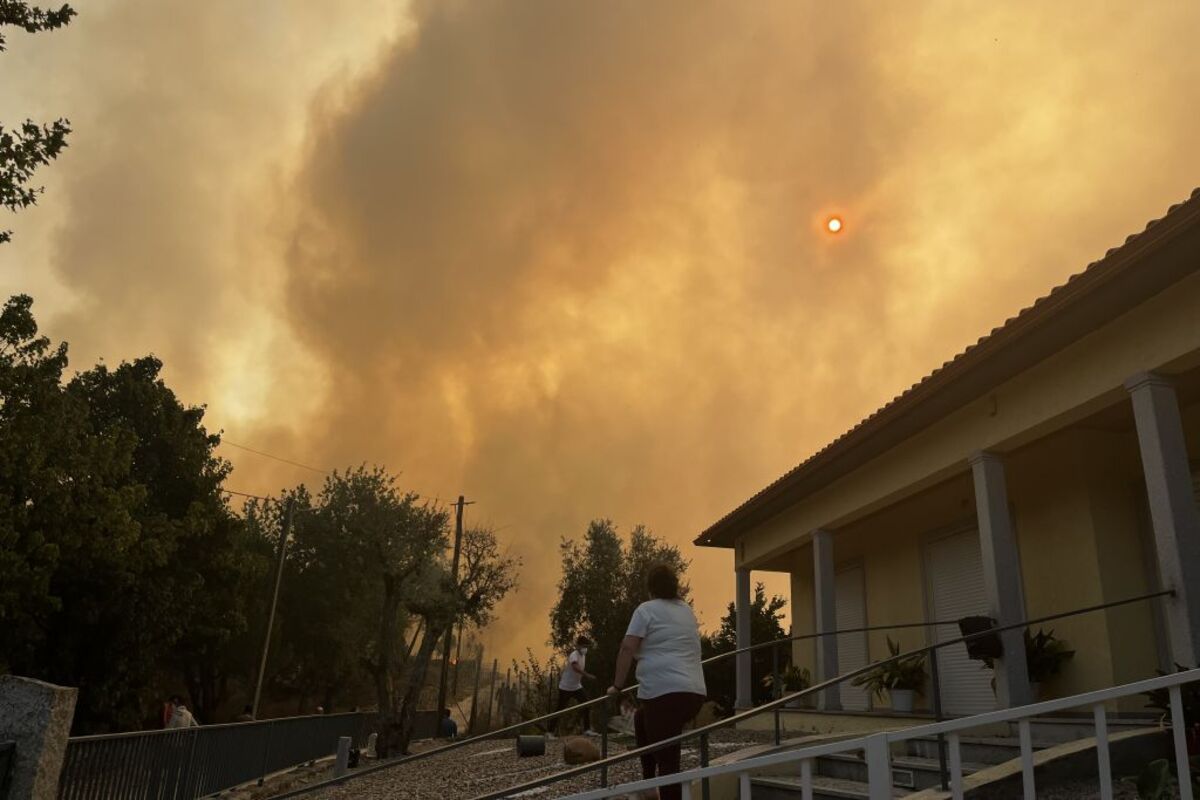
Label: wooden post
xmin=485 ymin=659 xmax=499 ymax=730
xmin=504 ymin=667 xmax=512 ymax=725
xmin=468 ymin=647 xmax=484 ymax=734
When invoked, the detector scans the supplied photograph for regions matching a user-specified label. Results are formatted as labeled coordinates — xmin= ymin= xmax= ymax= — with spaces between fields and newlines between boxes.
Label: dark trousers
xmin=552 ymin=687 xmax=589 ymax=733
xmin=633 ymin=692 xmax=706 ymax=800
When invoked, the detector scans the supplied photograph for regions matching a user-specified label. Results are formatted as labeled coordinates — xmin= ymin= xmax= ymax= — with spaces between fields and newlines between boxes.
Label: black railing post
xmin=772 ymin=641 xmax=782 ymax=744
xmin=929 ymin=643 xmax=949 ymax=790
xmin=772 ymin=641 xmax=781 ymax=701
xmin=700 ymin=732 xmax=711 ymax=800
xmin=258 ymin=720 xmax=275 ymax=787
xmin=599 ymin=696 xmax=609 ymax=788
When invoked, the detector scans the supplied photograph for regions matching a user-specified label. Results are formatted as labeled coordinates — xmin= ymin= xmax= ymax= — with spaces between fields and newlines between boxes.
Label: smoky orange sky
xmin=3 ymin=1 xmax=1200 ymax=662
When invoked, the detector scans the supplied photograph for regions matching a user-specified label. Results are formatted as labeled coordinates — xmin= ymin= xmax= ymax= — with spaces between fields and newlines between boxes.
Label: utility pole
xmin=436 ymin=495 xmax=467 ymax=714
xmin=252 ymin=498 xmax=294 ymax=719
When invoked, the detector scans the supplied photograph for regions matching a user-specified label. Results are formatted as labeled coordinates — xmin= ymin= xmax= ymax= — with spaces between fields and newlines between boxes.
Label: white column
xmin=1126 ymin=372 xmax=1200 ymax=665
xmin=969 ymin=451 xmax=1032 ymax=707
xmin=812 ymin=530 xmax=842 ymax=711
xmin=735 ymin=567 xmax=752 ymax=709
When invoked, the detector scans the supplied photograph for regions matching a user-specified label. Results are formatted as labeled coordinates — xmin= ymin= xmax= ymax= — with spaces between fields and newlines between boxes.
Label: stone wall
xmin=0 ymin=676 xmax=77 ymax=800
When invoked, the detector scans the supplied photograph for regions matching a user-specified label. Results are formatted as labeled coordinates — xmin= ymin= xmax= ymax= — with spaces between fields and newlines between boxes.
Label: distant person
xmin=166 ymin=696 xmax=199 ymax=729
xmin=161 ymin=696 xmax=177 ymax=728
xmin=607 ymin=564 xmax=706 ymax=800
xmin=438 ymin=708 xmax=458 ymax=739
xmin=235 ymin=705 xmax=254 ymax=722
xmin=552 ymin=635 xmax=596 ymax=735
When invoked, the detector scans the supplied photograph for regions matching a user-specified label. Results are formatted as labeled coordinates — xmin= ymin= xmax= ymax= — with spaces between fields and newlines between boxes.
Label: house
xmin=696 ymin=188 xmax=1200 ymax=718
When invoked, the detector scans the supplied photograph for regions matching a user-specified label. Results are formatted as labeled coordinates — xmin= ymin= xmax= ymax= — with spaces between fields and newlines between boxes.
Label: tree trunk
xmin=373 ymin=576 xmax=401 ymax=718
xmin=378 ymin=617 xmax=444 ymax=758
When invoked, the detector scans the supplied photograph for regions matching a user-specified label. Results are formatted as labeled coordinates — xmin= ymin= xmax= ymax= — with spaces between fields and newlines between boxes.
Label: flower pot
xmin=890 ymin=689 xmax=915 ymax=713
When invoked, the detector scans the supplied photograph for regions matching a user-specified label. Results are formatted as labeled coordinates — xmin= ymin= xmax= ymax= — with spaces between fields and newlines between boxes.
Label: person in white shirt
xmin=166 ymin=696 xmax=199 ymax=729
xmin=552 ymin=635 xmax=596 ymax=734
xmin=607 ymin=564 xmax=706 ymax=800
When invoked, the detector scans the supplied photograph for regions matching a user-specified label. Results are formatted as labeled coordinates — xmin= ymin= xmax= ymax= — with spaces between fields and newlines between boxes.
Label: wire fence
xmin=57 ymin=712 xmax=371 ymax=800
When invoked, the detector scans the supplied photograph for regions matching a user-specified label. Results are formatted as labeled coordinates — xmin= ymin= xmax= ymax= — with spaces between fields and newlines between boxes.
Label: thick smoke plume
xmin=3 ymin=1 xmax=1200 ymax=657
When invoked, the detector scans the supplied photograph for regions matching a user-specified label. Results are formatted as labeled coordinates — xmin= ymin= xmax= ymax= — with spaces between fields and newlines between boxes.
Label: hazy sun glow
xmin=827 ymin=216 xmax=844 ymax=233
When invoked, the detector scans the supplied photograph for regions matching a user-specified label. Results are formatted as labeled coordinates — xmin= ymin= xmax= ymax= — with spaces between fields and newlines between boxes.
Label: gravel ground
xmin=299 ymin=729 xmax=774 ymax=800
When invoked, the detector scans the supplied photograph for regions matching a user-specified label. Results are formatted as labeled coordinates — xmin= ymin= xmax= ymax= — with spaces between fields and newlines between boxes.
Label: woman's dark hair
xmin=646 ymin=563 xmax=680 ymax=600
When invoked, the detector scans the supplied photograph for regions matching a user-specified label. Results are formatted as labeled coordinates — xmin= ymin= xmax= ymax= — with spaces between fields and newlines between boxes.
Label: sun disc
xmin=827 ymin=216 xmax=843 ymax=234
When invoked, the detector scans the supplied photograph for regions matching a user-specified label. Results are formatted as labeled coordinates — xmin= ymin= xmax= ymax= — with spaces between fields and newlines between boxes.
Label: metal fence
xmin=57 ymin=712 xmax=371 ymax=800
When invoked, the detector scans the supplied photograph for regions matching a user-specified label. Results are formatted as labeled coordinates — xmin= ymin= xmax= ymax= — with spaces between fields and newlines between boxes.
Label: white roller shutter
xmin=835 ymin=565 xmax=870 ymax=711
xmin=925 ymin=530 xmax=996 ymax=716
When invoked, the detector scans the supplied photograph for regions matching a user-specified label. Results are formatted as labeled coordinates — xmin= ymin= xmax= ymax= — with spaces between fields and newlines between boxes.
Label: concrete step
xmin=905 ymin=734 xmax=1050 ymax=765
xmin=1017 ymin=715 xmax=1160 ymax=744
xmin=817 ymin=752 xmax=989 ymax=791
xmin=752 ymin=774 xmax=907 ymax=800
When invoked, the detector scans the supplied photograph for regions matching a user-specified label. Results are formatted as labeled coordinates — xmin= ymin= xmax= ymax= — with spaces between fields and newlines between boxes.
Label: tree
xmin=549 ymin=520 xmax=689 ymax=690
xmin=250 ymin=486 xmax=377 ymax=715
xmin=1 ymin=2 xmax=75 ymax=243
xmin=324 ymin=468 xmax=449 ymax=717
xmin=701 ymin=582 xmax=789 ymax=713
xmin=67 ymin=357 xmax=267 ymax=723
xmin=392 ymin=525 xmax=520 ymax=754
xmin=0 ymin=295 xmax=134 ymax=687
xmin=0 ymin=295 xmax=266 ymax=731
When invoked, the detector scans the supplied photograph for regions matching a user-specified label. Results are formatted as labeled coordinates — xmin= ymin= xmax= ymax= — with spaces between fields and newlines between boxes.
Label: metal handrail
xmin=269 ymin=617 xmax=961 ymax=797
xmin=558 ymin=667 xmax=1200 ymax=800
xmin=64 ymin=711 xmax=362 ymax=742
xmin=467 ymin=588 xmax=1173 ymax=800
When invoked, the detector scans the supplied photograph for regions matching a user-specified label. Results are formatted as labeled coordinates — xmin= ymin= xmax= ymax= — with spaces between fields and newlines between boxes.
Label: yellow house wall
xmin=788 ymin=545 xmax=816 ymax=678
xmin=740 ymin=268 xmax=1200 ymax=570
xmin=742 ymin=271 xmax=1200 ymax=711
xmin=772 ymin=419 xmax=1191 ymax=709
xmin=1005 ymin=431 xmax=1115 ymax=699
xmin=1083 ymin=431 xmax=1162 ymax=689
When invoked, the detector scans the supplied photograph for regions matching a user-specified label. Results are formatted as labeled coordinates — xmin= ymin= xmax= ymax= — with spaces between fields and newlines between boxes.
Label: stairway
xmin=748 ymin=716 xmax=1157 ymax=799
xmin=750 ymin=734 xmax=1024 ymax=799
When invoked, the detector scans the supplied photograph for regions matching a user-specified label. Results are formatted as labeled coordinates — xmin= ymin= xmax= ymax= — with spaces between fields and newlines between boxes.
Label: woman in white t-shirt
xmin=607 ymin=564 xmax=706 ymax=800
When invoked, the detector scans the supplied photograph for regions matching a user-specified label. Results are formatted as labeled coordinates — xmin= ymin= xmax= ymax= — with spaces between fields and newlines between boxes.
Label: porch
xmin=730 ymin=361 xmax=1200 ymax=718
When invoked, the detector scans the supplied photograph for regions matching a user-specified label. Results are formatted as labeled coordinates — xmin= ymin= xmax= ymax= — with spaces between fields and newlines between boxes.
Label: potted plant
xmin=761 ymin=665 xmax=813 ymax=707
xmin=1025 ymin=628 xmax=1074 ymax=698
xmin=982 ymin=628 xmax=1074 ymax=700
xmin=851 ymin=637 xmax=927 ymax=713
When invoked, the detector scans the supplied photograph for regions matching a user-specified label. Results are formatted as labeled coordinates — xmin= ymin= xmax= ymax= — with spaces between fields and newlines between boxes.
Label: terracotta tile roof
xmin=696 ymin=187 xmax=1200 ymax=548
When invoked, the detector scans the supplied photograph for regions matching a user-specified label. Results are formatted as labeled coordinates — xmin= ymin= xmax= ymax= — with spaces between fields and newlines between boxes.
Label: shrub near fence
xmin=57 ymin=712 xmax=371 ymax=800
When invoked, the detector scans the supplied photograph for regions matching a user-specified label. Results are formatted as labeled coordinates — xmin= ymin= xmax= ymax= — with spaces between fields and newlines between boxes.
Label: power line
xmin=217 ymin=439 xmax=453 ymax=507
xmin=219 ymin=440 xmax=329 ymax=475
xmin=221 ymin=485 xmax=458 ymax=509
xmin=221 ymin=487 xmax=274 ymax=503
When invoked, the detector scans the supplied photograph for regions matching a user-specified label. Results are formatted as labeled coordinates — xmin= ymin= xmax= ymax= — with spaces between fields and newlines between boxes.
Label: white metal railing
xmin=559 ymin=668 xmax=1200 ymax=800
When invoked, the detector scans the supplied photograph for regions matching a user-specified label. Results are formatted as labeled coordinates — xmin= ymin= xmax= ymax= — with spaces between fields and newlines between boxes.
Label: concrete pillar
xmin=0 ymin=675 xmax=78 ymax=800
xmin=735 ymin=567 xmax=752 ymax=709
xmin=969 ymin=451 xmax=1032 ymax=707
xmin=1126 ymin=372 xmax=1200 ymax=665
xmin=812 ymin=530 xmax=842 ymax=711
xmin=334 ymin=735 xmax=351 ymax=778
